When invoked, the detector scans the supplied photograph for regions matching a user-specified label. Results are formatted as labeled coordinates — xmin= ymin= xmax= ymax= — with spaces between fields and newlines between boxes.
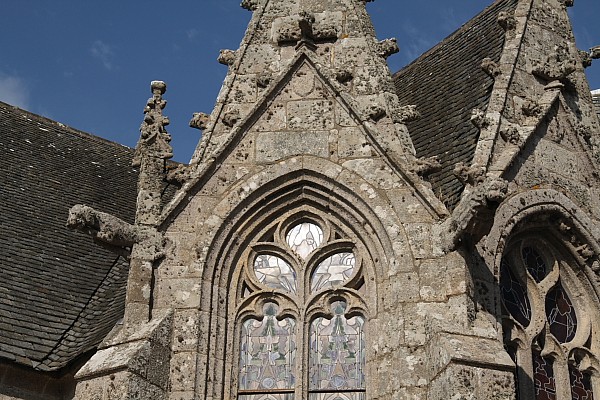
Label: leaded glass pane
xmin=533 ymin=351 xmax=557 ymax=400
xmin=545 ymin=282 xmax=577 ymax=343
xmin=286 ymin=223 xmax=324 ymax=259
xmin=500 ymin=258 xmax=532 ymax=327
xmin=239 ymin=395 xmax=294 ymax=400
xmin=254 ymin=255 xmax=297 ymax=293
xmin=239 ymin=303 xmax=296 ymax=392
xmin=523 ymin=246 xmax=548 ymax=282
xmin=309 ymin=301 xmax=365 ymax=392
xmin=570 ymin=366 xmax=595 ymax=400
xmin=311 ymin=253 xmax=356 ymax=292
xmin=308 ymin=393 xmax=366 ymax=400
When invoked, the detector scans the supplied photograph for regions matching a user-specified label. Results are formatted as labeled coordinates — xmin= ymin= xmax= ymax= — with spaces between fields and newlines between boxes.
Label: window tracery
xmin=235 ymin=216 xmax=367 ymax=399
xmin=500 ymin=237 xmax=599 ymax=400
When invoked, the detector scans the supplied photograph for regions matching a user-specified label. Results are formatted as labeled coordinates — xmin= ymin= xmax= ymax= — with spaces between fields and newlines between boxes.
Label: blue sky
xmin=1 ymin=1 xmax=598 ymax=163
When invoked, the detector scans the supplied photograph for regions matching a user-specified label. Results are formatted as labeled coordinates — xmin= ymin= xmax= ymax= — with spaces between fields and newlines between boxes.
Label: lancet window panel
xmin=234 ymin=215 xmax=368 ymax=399
xmin=499 ymin=236 xmax=600 ymax=400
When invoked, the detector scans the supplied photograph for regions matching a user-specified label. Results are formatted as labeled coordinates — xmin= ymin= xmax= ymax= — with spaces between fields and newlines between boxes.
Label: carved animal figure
xmin=66 ymin=204 xmax=138 ymax=247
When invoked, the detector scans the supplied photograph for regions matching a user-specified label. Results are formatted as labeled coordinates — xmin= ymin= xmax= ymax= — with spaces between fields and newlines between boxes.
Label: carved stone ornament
xmin=500 ymin=124 xmax=521 ymax=145
xmin=396 ymin=105 xmax=421 ymax=124
xmin=67 ymin=204 xmax=139 ymax=249
xmin=218 ymin=49 xmax=237 ymax=66
xmin=470 ymin=108 xmax=491 ymax=129
xmin=481 ymin=58 xmax=502 ymax=77
xmin=257 ymin=72 xmax=272 ymax=88
xmin=521 ymin=98 xmax=542 ymax=117
xmin=223 ymin=108 xmax=241 ymax=127
xmin=409 ymin=156 xmax=442 ymax=177
xmin=531 ymin=45 xmax=578 ymax=81
xmin=241 ymin=0 xmax=259 ymax=11
xmin=377 ymin=38 xmax=400 ymax=59
xmin=335 ymin=69 xmax=354 ymax=84
xmin=366 ymin=104 xmax=386 ymax=121
xmin=166 ymin=164 xmax=194 ymax=186
xmin=189 ymin=112 xmax=211 ymax=131
xmin=579 ymin=50 xmax=593 ymax=68
xmin=453 ymin=162 xmax=485 ymax=186
xmin=591 ymin=45 xmax=600 ymax=60
xmin=132 ymin=81 xmax=173 ymax=167
xmin=497 ymin=11 xmax=516 ymax=31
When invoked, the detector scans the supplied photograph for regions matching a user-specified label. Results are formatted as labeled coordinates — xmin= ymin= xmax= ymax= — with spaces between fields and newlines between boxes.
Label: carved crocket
xmin=66 ymin=204 xmax=139 ymax=248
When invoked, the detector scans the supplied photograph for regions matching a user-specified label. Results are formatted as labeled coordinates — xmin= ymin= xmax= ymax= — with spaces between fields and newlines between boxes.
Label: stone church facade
xmin=2 ymin=0 xmax=600 ymax=399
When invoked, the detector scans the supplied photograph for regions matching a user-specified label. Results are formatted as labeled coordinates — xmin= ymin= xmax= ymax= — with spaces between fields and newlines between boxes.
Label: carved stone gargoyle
xmin=436 ymin=176 xmax=509 ymax=252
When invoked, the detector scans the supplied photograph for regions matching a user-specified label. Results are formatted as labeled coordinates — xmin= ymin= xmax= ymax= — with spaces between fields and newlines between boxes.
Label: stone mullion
xmin=516 ymin=346 xmax=536 ymax=400
xmin=554 ymin=357 xmax=571 ymax=400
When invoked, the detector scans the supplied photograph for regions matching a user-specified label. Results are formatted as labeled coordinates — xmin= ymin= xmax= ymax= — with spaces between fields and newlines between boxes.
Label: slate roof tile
xmin=0 ymin=101 xmax=138 ymax=371
xmin=393 ymin=0 xmax=517 ymax=210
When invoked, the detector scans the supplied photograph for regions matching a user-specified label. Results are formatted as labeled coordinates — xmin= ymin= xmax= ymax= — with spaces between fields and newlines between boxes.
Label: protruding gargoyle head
xmin=66 ymin=204 xmax=98 ymax=231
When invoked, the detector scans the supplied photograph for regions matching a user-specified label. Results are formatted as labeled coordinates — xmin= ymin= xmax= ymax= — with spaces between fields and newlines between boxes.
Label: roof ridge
xmin=0 ymin=100 xmax=133 ymax=153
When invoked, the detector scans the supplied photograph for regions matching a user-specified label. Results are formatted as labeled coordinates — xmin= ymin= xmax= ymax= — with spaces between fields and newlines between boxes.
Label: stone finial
xmin=497 ymin=12 xmax=516 ymax=31
xmin=132 ymin=81 xmax=173 ymax=167
xmin=298 ymin=11 xmax=316 ymax=41
xmin=241 ymin=0 xmax=259 ymax=11
xmin=531 ymin=45 xmax=577 ymax=81
xmin=481 ymin=58 xmax=502 ymax=78
xmin=218 ymin=49 xmax=237 ymax=66
xmin=377 ymin=38 xmax=400 ymax=59
xmin=470 ymin=108 xmax=491 ymax=129
xmin=396 ymin=105 xmax=421 ymax=124
xmin=190 ymin=112 xmax=211 ymax=131
xmin=223 ymin=108 xmax=241 ymax=127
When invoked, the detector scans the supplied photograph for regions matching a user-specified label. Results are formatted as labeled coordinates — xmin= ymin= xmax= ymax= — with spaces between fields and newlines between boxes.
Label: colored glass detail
xmin=546 ymin=282 xmax=577 ymax=343
xmin=533 ymin=351 xmax=557 ymax=400
xmin=500 ymin=258 xmax=532 ymax=327
xmin=239 ymin=395 xmax=294 ymax=400
xmin=254 ymin=255 xmax=297 ymax=293
xmin=308 ymin=394 xmax=366 ymax=400
xmin=309 ymin=301 xmax=365 ymax=394
xmin=570 ymin=366 xmax=594 ymax=400
xmin=311 ymin=253 xmax=356 ymax=292
xmin=286 ymin=223 xmax=324 ymax=259
xmin=239 ymin=303 xmax=296 ymax=392
xmin=523 ymin=246 xmax=548 ymax=282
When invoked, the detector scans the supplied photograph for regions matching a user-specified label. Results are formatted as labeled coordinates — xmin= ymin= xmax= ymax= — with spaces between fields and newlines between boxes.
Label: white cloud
xmin=0 ymin=72 xmax=30 ymax=109
xmin=90 ymin=40 xmax=116 ymax=71
xmin=186 ymin=28 xmax=199 ymax=40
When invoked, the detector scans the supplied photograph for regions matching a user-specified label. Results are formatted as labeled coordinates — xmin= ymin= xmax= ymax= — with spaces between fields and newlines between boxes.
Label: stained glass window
xmin=309 ymin=301 xmax=365 ymax=397
xmin=570 ymin=366 xmax=594 ymax=400
xmin=500 ymin=258 xmax=532 ymax=327
xmin=286 ymin=223 xmax=324 ymax=259
xmin=239 ymin=303 xmax=296 ymax=393
xmin=311 ymin=253 xmax=356 ymax=292
xmin=241 ymin=218 xmax=366 ymax=399
xmin=533 ymin=351 xmax=557 ymax=400
xmin=501 ymin=238 xmax=597 ymax=400
xmin=254 ymin=255 xmax=297 ymax=293
xmin=523 ymin=246 xmax=548 ymax=283
xmin=545 ymin=282 xmax=577 ymax=343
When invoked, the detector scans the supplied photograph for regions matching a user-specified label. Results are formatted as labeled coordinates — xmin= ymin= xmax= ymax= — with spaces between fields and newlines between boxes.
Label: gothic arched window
xmin=234 ymin=216 xmax=367 ymax=400
xmin=500 ymin=237 xmax=599 ymax=400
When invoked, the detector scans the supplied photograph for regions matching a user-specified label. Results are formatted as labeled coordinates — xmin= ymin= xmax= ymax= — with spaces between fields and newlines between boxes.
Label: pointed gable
xmin=393 ymin=0 xmax=518 ymax=209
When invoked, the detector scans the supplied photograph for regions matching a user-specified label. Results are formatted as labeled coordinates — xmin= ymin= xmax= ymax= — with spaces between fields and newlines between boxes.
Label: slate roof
xmin=393 ymin=0 xmax=518 ymax=210
xmin=0 ymin=101 xmax=137 ymax=371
